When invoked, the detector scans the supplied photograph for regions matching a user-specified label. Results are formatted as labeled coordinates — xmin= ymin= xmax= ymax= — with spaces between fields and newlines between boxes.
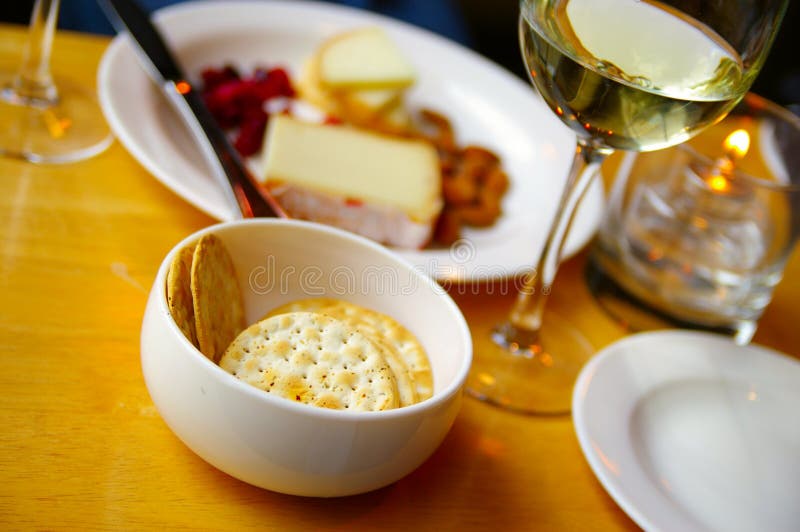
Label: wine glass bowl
xmin=466 ymin=0 xmax=789 ymax=414
xmin=518 ymin=0 xmax=752 ymax=153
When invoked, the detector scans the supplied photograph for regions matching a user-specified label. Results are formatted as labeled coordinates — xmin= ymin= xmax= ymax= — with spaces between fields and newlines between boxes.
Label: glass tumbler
xmin=587 ymin=93 xmax=800 ymax=344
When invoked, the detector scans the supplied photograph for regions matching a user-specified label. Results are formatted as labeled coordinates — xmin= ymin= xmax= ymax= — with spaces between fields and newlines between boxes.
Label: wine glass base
xmin=466 ymin=311 xmax=594 ymax=415
xmin=0 ymin=77 xmax=112 ymax=164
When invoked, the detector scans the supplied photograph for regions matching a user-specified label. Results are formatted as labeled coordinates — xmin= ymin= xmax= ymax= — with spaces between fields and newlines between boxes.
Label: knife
xmin=98 ymin=0 xmax=287 ymax=219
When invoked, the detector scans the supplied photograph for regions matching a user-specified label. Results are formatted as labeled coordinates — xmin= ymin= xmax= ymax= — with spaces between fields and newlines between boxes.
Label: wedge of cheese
xmin=297 ymin=55 xmax=402 ymax=126
xmin=318 ymin=27 xmax=416 ymax=89
xmin=261 ymin=115 xmax=442 ymax=248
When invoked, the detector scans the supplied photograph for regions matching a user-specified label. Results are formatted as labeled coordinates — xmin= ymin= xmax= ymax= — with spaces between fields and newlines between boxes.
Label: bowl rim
xmin=150 ymin=217 xmax=473 ymax=420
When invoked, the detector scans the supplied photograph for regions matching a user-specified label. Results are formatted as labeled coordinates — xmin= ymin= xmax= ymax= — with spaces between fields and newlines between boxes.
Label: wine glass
xmin=0 ymin=0 xmax=112 ymax=163
xmin=466 ymin=0 xmax=789 ymax=414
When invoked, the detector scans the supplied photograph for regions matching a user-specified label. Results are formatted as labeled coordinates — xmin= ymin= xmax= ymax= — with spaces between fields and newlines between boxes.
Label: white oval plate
xmin=573 ymin=330 xmax=800 ymax=532
xmin=97 ymin=0 xmax=603 ymax=282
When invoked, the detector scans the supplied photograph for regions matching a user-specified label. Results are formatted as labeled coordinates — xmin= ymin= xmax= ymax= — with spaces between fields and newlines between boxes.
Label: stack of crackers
xmin=166 ymin=234 xmax=432 ymax=412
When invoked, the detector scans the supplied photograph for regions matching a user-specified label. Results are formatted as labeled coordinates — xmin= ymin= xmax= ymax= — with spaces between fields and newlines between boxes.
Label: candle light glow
xmin=708 ymin=173 xmax=730 ymax=193
xmin=705 ymin=128 xmax=751 ymax=194
xmin=724 ymin=129 xmax=751 ymax=159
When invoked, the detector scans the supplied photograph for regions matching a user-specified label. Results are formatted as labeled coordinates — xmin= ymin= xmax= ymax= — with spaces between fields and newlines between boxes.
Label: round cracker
xmin=166 ymin=244 xmax=198 ymax=347
xmin=266 ymin=298 xmax=433 ymax=402
xmin=220 ymin=312 xmax=399 ymax=411
xmin=361 ymin=335 xmax=417 ymax=407
xmin=191 ymin=234 xmax=246 ymax=363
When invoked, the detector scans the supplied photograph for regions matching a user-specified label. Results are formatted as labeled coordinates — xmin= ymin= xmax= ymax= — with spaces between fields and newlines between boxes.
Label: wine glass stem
xmin=9 ymin=0 xmax=60 ymax=105
xmin=509 ymin=141 xmax=608 ymax=335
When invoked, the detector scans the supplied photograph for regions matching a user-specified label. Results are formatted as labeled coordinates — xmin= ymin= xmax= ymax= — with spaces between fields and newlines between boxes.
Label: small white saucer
xmin=572 ymin=330 xmax=800 ymax=532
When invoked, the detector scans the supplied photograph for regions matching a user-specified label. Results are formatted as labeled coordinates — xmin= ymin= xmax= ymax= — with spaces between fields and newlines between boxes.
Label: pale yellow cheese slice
xmin=297 ymin=55 xmax=402 ymax=124
xmin=318 ymin=27 xmax=416 ymax=89
xmin=261 ymin=115 xmax=442 ymax=223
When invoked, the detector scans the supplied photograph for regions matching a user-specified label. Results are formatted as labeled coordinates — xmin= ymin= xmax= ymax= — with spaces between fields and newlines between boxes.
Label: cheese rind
xmin=261 ymin=115 xmax=442 ymax=227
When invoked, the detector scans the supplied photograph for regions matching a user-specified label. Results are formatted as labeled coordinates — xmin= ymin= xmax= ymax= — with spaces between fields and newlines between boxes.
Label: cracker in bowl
xmin=220 ymin=312 xmax=400 ymax=411
xmin=266 ymin=298 xmax=433 ymax=402
xmin=191 ymin=234 xmax=246 ymax=363
xmin=166 ymin=244 xmax=198 ymax=347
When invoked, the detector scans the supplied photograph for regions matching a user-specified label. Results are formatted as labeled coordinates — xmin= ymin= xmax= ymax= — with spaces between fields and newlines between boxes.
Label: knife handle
xmin=164 ymin=80 xmax=287 ymax=219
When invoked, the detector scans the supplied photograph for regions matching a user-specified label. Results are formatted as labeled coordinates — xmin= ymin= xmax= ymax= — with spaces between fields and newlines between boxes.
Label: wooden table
xmin=1 ymin=25 xmax=798 ymax=530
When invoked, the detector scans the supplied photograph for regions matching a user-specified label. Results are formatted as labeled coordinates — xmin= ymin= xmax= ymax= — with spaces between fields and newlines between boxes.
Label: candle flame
xmin=724 ymin=129 xmax=750 ymax=159
xmin=708 ymin=174 xmax=730 ymax=193
xmin=705 ymin=129 xmax=749 ymax=194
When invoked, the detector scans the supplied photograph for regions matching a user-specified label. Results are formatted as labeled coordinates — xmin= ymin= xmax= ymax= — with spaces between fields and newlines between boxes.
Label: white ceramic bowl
xmin=140 ymin=219 xmax=472 ymax=496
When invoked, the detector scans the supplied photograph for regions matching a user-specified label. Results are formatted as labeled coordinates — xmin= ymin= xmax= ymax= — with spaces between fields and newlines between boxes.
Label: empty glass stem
xmin=5 ymin=0 xmax=60 ymax=106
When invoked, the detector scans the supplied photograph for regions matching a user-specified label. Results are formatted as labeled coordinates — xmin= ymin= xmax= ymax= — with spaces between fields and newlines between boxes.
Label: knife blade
xmin=98 ymin=0 xmax=287 ymax=219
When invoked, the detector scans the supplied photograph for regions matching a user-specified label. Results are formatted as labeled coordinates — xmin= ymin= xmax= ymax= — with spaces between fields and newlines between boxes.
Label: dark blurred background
xmin=2 ymin=0 xmax=798 ymax=109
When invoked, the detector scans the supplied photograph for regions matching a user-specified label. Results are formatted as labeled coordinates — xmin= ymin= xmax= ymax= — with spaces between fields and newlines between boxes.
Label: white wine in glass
xmin=0 ymin=0 xmax=112 ymax=163
xmin=466 ymin=0 xmax=788 ymax=413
